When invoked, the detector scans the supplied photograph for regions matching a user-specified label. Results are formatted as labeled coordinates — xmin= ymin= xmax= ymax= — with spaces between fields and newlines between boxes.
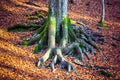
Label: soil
xmin=0 ymin=0 xmax=120 ymax=80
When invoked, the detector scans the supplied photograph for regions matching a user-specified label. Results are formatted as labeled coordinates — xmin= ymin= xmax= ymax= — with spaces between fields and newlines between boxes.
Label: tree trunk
xmin=101 ymin=0 xmax=105 ymax=22
xmin=99 ymin=0 xmax=105 ymax=27
xmin=49 ymin=0 xmax=68 ymax=47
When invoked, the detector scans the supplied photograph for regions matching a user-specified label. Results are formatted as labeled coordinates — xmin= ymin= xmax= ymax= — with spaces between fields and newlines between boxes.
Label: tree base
xmin=23 ymin=16 xmax=107 ymax=72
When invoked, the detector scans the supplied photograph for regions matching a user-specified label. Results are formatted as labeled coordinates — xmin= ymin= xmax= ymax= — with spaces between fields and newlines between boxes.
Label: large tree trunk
xmin=48 ymin=0 xmax=68 ymax=47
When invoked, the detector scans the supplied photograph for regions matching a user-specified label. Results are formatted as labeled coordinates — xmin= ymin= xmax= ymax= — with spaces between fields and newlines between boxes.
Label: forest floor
xmin=0 ymin=0 xmax=120 ymax=80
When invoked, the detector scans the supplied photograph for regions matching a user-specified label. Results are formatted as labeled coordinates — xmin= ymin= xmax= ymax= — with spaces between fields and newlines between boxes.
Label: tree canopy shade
xmin=22 ymin=0 xmax=107 ymax=72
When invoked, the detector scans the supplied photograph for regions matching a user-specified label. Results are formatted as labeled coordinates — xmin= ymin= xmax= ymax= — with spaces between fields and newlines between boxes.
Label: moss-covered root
xmin=51 ymin=48 xmax=75 ymax=72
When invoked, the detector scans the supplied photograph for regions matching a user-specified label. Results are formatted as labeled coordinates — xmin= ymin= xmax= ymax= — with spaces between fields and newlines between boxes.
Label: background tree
xmin=101 ymin=0 xmax=105 ymax=22
xmin=99 ymin=0 xmax=106 ymax=27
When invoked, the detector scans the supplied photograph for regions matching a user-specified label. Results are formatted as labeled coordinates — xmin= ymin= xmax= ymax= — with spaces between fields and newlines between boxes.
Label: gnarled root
xmin=37 ymin=48 xmax=75 ymax=72
xmin=37 ymin=48 xmax=52 ymax=68
xmin=51 ymin=48 xmax=75 ymax=72
xmin=63 ymin=43 xmax=91 ymax=65
xmin=50 ymin=55 xmax=58 ymax=72
xmin=36 ymin=41 xmax=96 ymax=72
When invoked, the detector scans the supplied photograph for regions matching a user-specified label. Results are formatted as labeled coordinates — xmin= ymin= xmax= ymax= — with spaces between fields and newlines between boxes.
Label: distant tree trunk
xmin=99 ymin=0 xmax=105 ymax=27
xmin=101 ymin=0 xmax=105 ymax=22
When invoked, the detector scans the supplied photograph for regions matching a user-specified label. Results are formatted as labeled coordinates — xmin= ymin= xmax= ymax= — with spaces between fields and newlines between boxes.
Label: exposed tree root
xmin=37 ymin=47 xmax=75 ymax=72
xmin=37 ymin=48 xmax=52 ymax=68
xmin=50 ymin=48 xmax=75 ymax=72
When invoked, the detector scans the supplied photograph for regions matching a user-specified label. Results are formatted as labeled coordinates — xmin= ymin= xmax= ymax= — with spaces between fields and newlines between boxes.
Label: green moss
xmin=7 ymin=23 xmax=38 ymax=32
xmin=7 ymin=24 xmax=28 ymax=32
xmin=38 ymin=13 xmax=44 ymax=18
xmin=26 ymin=11 xmax=45 ymax=19
xmin=49 ymin=16 xmax=56 ymax=35
xmin=26 ymin=13 xmax=32 ymax=17
xmin=13 ymin=28 xmax=27 ymax=32
xmin=49 ymin=16 xmax=56 ymax=26
xmin=63 ymin=16 xmax=69 ymax=26
xmin=35 ymin=18 xmax=48 ymax=34
xmin=70 ymin=19 xmax=76 ymax=25
xmin=13 ymin=24 xmax=25 ymax=27
xmin=28 ymin=23 xmax=36 ymax=27
xmin=33 ymin=44 xmax=39 ymax=54
xmin=23 ymin=41 xmax=28 ymax=46
xmin=98 ymin=70 xmax=113 ymax=77
xmin=33 ymin=44 xmax=47 ymax=54
xmin=98 ymin=21 xmax=107 ymax=28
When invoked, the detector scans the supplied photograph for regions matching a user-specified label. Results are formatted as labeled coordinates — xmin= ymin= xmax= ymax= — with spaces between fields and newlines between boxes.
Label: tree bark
xmin=49 ymin=0 xmax=68 ymax=47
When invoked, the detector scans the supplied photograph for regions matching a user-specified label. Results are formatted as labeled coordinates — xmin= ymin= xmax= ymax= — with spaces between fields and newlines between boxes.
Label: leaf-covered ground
xmin=0 ymin=0 xmax=120 ymax=79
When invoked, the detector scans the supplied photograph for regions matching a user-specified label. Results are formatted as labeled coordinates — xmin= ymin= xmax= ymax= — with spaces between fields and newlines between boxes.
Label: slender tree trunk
xmin=101 ymin=0 xmax=105 ymax=22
